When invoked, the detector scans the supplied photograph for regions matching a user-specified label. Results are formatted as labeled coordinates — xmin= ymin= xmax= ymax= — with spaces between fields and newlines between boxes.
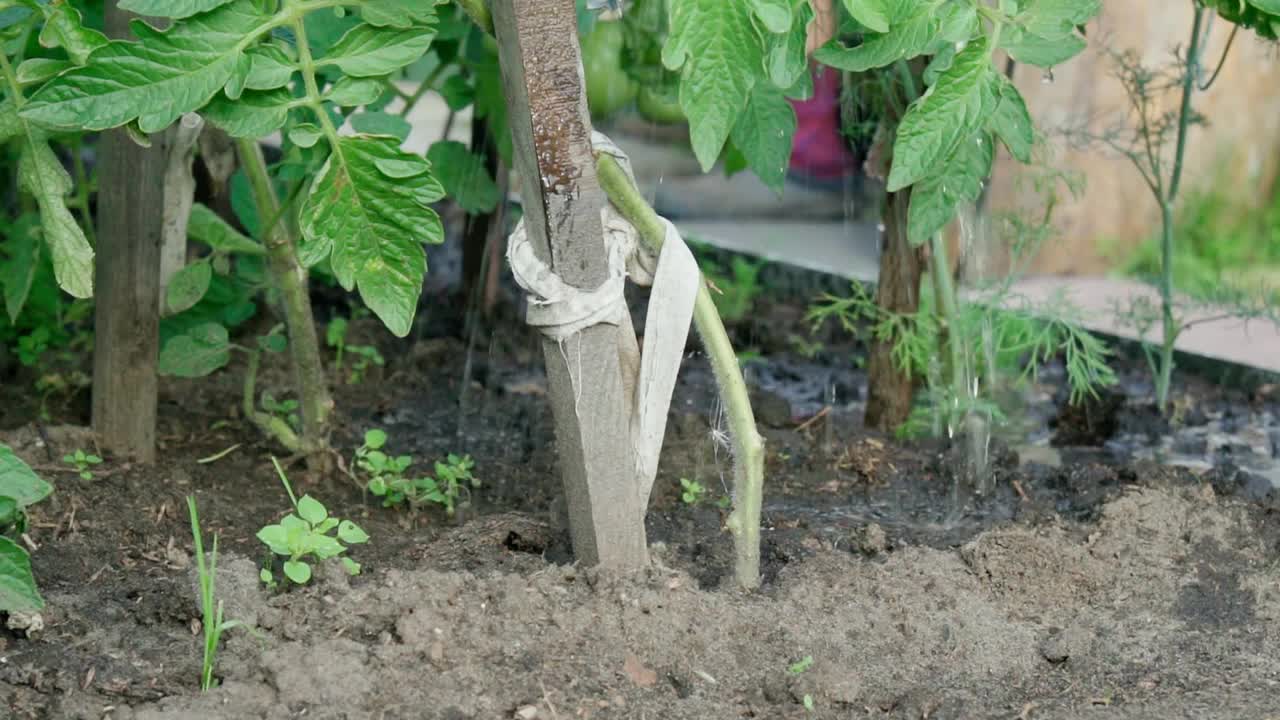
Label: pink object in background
xmin=788 ymin=65 xmax=857 ymax=182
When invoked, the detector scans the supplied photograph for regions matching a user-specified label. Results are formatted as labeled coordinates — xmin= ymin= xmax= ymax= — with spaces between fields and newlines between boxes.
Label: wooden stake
xmin=491 ymin=0 xmax=648 ymax=567
xmin=92 ymin=2 xmax=166 ymax=462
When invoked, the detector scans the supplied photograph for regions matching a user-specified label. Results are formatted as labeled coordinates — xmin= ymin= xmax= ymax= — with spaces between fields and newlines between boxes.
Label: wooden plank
xmin=91 ymin=2 xmax=166 ymax=463
xmin=491 ymin=0 xmax=648 ymax=567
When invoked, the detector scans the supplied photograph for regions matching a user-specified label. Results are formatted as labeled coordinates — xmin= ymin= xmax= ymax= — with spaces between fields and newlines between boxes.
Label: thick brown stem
xmin=864 ymin=187 xmax=924 ymax=431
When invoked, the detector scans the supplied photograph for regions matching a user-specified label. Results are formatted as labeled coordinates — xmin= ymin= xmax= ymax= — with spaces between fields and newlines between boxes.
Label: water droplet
xmin=1042 ymin=69 xmax=1055 ymax=84
xmin=955 ymin=40 xmax=967 ymax=52
xmin=876 ymin=222 xmax=886 ymax=233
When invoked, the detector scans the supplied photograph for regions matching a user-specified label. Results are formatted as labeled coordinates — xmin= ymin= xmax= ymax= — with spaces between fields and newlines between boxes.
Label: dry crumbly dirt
xmin=8 ymin=478 xmax=1280 ymax=719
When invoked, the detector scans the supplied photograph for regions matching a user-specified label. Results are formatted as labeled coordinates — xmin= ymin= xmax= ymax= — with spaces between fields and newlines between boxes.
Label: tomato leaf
xmin=0 ymin=536 xmax=43 ymax=613
xmin=887 ymin=38 xmax=996 ymax=192
xmin=320 ymin=23 xmax=436 ymax=78
xmin=202 ymin=87 xmax=295 ymax=137
xmin=187 ymin=203 xmax=265 ymax=255
xmin=729 ymin=83 xmax=796 ymax=197
xmin=159 ymin=323 xmax=231 ymax=377
xmin=0 ymin=102 xmax=94 ymax=299
xmin=814 ymin=6 xmax=935 ymax=72
xmin=166 ymin=261 xmax=213 ymax=315
xmin=0 ymin=445 xmax=53 ymax=509
xmin=118 ymin=0 xmax=238 ymax=20
xmin=299 ymin=135 xmax=445 ymax=337
xmin=21 ymin=0 xmax=269 ymax=133
xmin=907 ymin=131 xmax=994 ymax=245
xmin=765 ymin=1 xmax=812 ymax=91
xmin=0 ymin=219 xmax=39 ymax=324
xmin=663 ymin=0 xmax=763 ymax=171
xmin=1000 ymin=28 xmax=1087 ymax=68
xmin=426 ymin=140 xmax=498 ymax=214
xmin=989 ymin=75 xmax=1034 ymax=163
xmin=841 ymin=0 xmax=889 ymax=33
xmin=750 ymin=0 xmax=792 ymax=33
xmin=360 ymin=0 xmax=443 ymax=29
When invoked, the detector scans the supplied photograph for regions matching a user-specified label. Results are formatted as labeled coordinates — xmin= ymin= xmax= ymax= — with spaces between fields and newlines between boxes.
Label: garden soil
xmin=2 ymin=303 xmax=1280 ymax=719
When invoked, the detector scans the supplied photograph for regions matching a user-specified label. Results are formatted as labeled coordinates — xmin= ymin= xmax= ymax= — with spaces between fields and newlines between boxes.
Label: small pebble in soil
xmin=1038 ymin=625 xmax=1091 ymax=664
xmin=850 ymin=523 xmax=888 ymax=556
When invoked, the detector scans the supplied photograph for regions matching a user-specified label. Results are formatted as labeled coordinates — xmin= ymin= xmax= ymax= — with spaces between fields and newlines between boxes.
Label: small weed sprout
xmin=62 ymin=449 xmax=102 ymax=480
xmin=788 ymin=655 xmax=814 ymax=675
xmin=257 ymin=457 xmax=369 ymax=586
xmin=700 ymin=254 xmax=765 ymax=324
xmin=679 ymin=478 xmax=707 ymax=505
xmin=188 ymin=496 xmax=246 ymax=691
xmin=259 ymin=393 xmax=301 ymax=432
xmin=326 ymin=315 xmax=385 ymax=385
xmin=354 ymin=430 xmax=478 ymax=516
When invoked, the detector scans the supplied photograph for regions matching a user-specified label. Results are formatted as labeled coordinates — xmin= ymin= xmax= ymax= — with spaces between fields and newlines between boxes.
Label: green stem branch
xmin=235 ymin=137 xmax=332 ymax=455
xmin=596 ymin=153 xmax=765 ymax=590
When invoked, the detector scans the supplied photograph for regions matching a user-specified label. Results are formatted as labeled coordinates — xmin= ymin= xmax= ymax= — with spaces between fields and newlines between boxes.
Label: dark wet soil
xmin=2 ymin=256 xmax=1280 ymax=718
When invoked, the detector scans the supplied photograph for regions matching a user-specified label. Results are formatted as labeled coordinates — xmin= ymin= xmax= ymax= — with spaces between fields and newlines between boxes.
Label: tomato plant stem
xmin=596 ymin=153 xmax=765 ymax=590
xmin=234 ymin=137 xmax=333 ymax=457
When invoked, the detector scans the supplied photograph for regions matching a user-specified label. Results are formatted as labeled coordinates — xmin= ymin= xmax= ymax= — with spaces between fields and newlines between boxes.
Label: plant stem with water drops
xmin=597 ymin=152 xmax=766 ymax=591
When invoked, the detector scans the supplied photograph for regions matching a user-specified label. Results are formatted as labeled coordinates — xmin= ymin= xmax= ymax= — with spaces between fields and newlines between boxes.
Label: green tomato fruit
xmin=636 ymin=85 xmax=685 ymax=125
xmin=582 ymin=20 xmax=636 ymax=120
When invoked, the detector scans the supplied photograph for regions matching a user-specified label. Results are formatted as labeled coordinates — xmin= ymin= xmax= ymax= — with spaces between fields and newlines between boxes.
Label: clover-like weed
xmin=257 ymin=457 xmax=369 ymax=586
xmin=62 ymin=449 xmax=102 ymax=480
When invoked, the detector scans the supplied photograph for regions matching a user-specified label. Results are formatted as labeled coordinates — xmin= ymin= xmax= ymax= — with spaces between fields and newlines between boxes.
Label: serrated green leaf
xmin=38 ymin=3 xmax=108 ymax=65
xmin=299 ymin=135 xmax=444 ymax=337
xmin=166 ymin=261 xmax=213 ymax=314
xmin=922 ymin=44 xmax=956 ymax=86
xmin=118 ymin=0 xmax=237 ymax=20
xmin=842 ymin=0 xmax=889 ymax=33
xmin=663 ymin=0 xmax=763 ymax=171
xmin=320 ymin=23 xmax=436 ymax=78
xmin=1015 ymin=0 xmax=1100 ymax=39
xmin=933 ymin=3 xmax=979 ymax=47
xmin=288 ymin=123 xmax=324 ymax=148
xmin=282 ymin=559 xmax=311 ymax=584
xmin=814 ymin=6 xmax=935 ymax=72
xmin=426 ymin=140 xmax=498 ymax=214
xmin=729 ymin=83 xmax=796 ymax=196
xmin=989 ymin=75 xmax=1033 ymax=163
xmin=887 ymin=38 xmax=996 ymax=192
xmin=907 ymin=131 xmax=994 ymax=245
xmin=337 ymin=520 xmax=369 ymax=544
xmin=159 ymin=323 xmax=231 ymax=377
xmin=350 ymin=110 xmax=412 ymax=141
xmin=245 ymin=44 xmax=295 ymax=90
xmin=1000 ymin=27 xmax=1086 ymax=68
xmin=364 ymin=429 xmax=387 ymax=448
xmin=2 ymin=102 xmax=94 ymax=299
xmin=202 ymin=87 xmax=294 ymax=137
xmin=766 ymin=1 xmax=811 ymax=91
xmin=16 ymin=58 xmax=72 ymax=85
xmin=187 ymin=202 xmax=266 ymax=255
xmin=0 ymin=536 xmax=42 ymax=612
xmin=1 ymin=222 xmax=39 ymax=324
xmin=21 ymin=0 xmax=268 ymax=133
xmin=750 ymin=0 xmax=791 ymax=33
xmin=0 ymin=445 xmax=53 ymax=508
xmin=360 ymin=0 xmax=441 ymax=28
xmin=295 ymin=495 xmax=327 ymax=525
xmin=327 ymin=76 xmax=385 ymax=106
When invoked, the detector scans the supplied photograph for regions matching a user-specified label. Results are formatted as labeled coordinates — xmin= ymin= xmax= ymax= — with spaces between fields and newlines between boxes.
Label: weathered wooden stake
xmin=491 ymin=0 xmax=648 ymax=567
xmin=92 ymin=2 xmax=166 ymax=462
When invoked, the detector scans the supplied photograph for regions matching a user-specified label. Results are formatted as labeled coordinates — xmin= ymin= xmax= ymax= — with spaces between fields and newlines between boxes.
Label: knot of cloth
xmin=504 ymin=131 xmax=700 ymax=490
xmin=506 ymin=133 xmax=667 ymax=341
